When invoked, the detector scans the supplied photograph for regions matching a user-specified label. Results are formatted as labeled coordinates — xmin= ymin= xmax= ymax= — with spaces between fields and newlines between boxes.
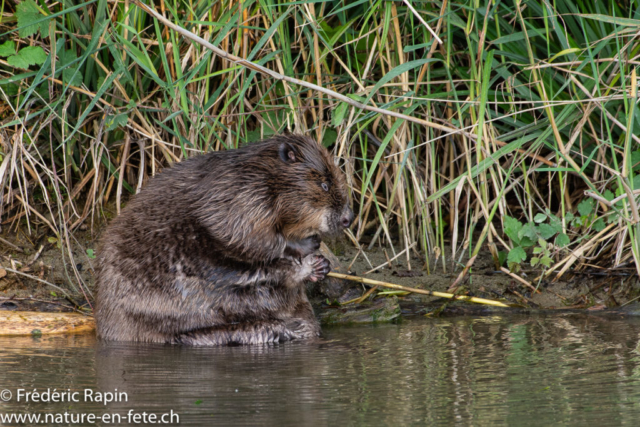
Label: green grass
xmin=1 ymin=0 xmax=640 ymax=295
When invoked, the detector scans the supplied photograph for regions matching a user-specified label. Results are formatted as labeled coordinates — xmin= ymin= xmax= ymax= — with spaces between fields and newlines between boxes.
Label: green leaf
xmin=533 ymin=247 xmax=543 ymax=254
xmin=0 ymin=40 xmax=16 ymax=57
xmin=58 ymin=48 xmax=82 ymax=86
xmin=577 ymin=199 xmax=594 ymax=216
xmin=530 ymin=257 xmax=539 ymax=267
xmin=86 ymin=249 xmax=96 ymax=259
xmin=592 ymin=218 xmax=605 ymax=232
xmin=322 ymin=128 xmax=337 ymax=148
xmin=504 ymin=215 xmax=523 ymax=244
xmin=16 ymin=0 xmax=49 ymax=38
xmin=548 ymin=214 xmax=563 ymax=233
xmin=604 ymin=190 xmax=615 ymax=202
xmin=518 ymin=222 xmax=537 ymax=246
xmin=332 ymin=102 xmax=348 ymax=127
xmin=105 ymin=113 xmax=128 ymax=132
xmin=555 ymin=233 xmax=570 ymax=248
xmin=18 ymin=46 xmax=47 ymax=66
xmin=63 ymin=68 xmax=82 ymax=86
xmin=6 ymin=46 xmax=47 ymax=70
xmin=540 ymin=256 xmax=553 ymax=268
xmin=534 ymin=213 xmax=547 ymax=223
xmin=565 ymin=212 xmax=575 ymax=222
xmin=507 ymin=246 xmax=527 ymax=265
xmin=538 ymin=223 xmax=557 ymax=240
xmin=7 ymin=55 xmax=30 ymax=69
xmin=498 ymin=251 xmax=507 ymax=266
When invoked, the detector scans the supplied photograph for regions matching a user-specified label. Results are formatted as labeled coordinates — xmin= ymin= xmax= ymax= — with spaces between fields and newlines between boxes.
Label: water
xmin=1 ymin=314 xmax=640 ymax=426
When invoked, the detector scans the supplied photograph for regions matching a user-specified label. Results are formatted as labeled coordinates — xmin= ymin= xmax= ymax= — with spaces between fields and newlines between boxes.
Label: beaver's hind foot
xmin=174 ymin=319 xmax=319 ymax=346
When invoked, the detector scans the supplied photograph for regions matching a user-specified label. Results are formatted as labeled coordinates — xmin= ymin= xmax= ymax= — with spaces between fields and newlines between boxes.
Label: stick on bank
xmin=327 ymin=272 xmax=512 ymax=308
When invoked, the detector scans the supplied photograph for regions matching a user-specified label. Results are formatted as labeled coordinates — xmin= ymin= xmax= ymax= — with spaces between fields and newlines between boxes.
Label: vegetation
xmin=1 ymin=0 xmax=640 ymax=296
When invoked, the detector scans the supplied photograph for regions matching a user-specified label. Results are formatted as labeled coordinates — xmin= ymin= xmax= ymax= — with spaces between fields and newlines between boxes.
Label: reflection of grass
xmin=2 ymin=0 xmax=639 ymax=297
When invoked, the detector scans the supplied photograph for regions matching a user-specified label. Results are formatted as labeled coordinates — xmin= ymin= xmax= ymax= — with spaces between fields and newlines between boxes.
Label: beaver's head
xmin=266 ymin=135 xmax=353 ymax=241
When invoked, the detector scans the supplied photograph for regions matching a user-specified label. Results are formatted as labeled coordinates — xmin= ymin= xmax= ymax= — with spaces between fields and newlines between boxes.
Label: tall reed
xmin=1 ymin=0 xmax=639 ymax=295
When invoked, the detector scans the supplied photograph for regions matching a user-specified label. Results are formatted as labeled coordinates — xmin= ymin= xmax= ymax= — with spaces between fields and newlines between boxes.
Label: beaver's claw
xmin=306 ymin=255 xmax=331 ymax=282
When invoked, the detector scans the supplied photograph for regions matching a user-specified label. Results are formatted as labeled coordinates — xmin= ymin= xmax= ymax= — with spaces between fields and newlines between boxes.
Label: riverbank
xmin=2 ymin=222 xmax=637 ymax=321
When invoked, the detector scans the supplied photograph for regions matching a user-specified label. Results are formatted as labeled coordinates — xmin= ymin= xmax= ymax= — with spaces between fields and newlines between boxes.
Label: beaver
xmin=95 ymin=135 xmax=353 ymax=345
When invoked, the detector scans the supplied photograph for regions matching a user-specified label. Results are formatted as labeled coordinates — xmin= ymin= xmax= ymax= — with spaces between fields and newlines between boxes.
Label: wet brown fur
xmin=95 ymin=135 xmax=352 ymax=345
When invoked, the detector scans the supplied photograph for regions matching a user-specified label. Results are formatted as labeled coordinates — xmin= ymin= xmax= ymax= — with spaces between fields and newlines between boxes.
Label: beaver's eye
xmin=321 ymin=182 xmax=329 ymax=192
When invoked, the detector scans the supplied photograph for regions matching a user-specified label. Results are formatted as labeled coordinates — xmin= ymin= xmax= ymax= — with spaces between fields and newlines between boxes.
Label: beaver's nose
xmin=341 ymin=209 xmax=354 ymax=228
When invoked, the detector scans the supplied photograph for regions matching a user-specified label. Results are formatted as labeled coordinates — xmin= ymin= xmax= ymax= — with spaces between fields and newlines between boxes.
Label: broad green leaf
xmin=504 ymin=215 xmax=522 ymax=243
xmin=333 ymin=102 xmax=348 ymax=127
xmin=538 ymin=223 xmax=557 ymax=240
xmin=540 ymin=256 xmax=553 ymax=268
xmin=0 ymin=41 xmax=15 ymax=57
xmin=534 ymin=213 xmax=547 ymax=223
xmin=593 ymin=218 xmax=605 ymax=232
xmin=531 ymin=257 xmax=539 ymax=267
xmin=105 ymin=113 xmax=128 ymax=131
xmin=555 ymin=233 xmax=570 ymax=248
xmin=58 ymin=48 xmax=82 ymax=85
xmin=548 ymin=215 xmax=563 ymax=233
xmin=322 ymin=129 xmax=337 ymax=148
xmin=7 ymin=55 xmax=29 ymax=69
xmin=16 ymin=0 xmax=49 ymax=38
xmin=18 ymin=46 xmax=47 ymax=66
xmin=6 ymin=46 xmax=47 ymax=70
xmin=508 ymin=246 xmax=527 ymax=264
xmin=63 ymin=68 xmax=82 ymax=86
xmin=577 ymin=199 xmax=594 ymax=216
xmin=518 ymin=222 xmax=538 ymax=245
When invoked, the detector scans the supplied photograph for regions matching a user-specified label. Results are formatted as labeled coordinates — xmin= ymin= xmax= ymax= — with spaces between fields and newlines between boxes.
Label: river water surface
xmin=1 ymin=314 xmax=640 ymax=426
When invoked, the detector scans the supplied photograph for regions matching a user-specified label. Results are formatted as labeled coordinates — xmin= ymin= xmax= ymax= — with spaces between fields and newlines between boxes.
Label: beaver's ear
xmin=278 ymin=142 xmax=299 ymax=163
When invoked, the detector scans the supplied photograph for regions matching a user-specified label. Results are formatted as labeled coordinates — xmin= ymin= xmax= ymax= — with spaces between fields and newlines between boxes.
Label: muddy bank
xmin=1 ymin=222 xmax=639 ymax=322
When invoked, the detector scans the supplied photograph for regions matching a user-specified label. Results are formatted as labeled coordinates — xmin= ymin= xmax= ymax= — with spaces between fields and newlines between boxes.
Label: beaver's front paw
xmin=284 ymin=235 xmax=321 ymax=259
xmin=304 ymin=255 xmax=331 ymax=282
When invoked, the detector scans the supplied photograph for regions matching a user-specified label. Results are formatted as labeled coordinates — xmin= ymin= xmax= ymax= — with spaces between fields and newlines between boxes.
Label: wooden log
xmin=0 ymin=311 xmax=95 ymax=336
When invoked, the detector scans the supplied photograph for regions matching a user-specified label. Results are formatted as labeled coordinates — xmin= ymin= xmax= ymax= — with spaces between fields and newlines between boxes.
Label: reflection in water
xmin=1 ymin=315 xmax=640 ymax=425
